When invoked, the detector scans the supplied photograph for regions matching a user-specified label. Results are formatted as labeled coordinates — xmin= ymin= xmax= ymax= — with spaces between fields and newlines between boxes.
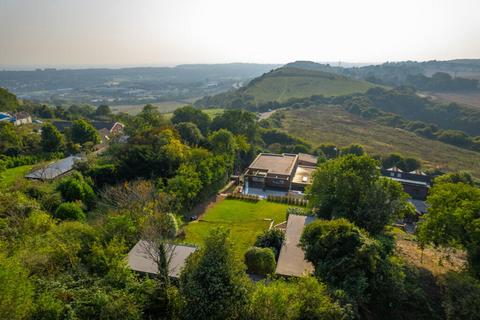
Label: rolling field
xmin=244 ymin=67 xmax=379 ymax=104
xmin=182 ymin=199 xmax=290 ymax=256
xmin=278 ymin=105 xmax=480 ymax=177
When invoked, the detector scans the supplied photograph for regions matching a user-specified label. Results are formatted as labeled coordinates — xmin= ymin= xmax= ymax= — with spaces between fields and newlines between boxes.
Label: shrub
xmin=441 ymin=272 xmax=480 ymax=320
xmin=57 ymin=174 xmax=95 ymax=208
xmin=85 ymin=164 xmax=117 ymax=187
xmin=54 ymin=202 xmax=85 ymax=221
xmin=244 ymin=247 xmax=276 ymax=276
xmin=286 ymin=206 xmax=307 ymax=219
xmin=254 ymin=228 xmax=285 ymax=258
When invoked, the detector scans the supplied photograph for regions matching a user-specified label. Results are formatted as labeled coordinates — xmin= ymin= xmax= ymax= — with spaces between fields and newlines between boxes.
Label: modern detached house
xmin=243 ymin=153 xmax=317 ymax=197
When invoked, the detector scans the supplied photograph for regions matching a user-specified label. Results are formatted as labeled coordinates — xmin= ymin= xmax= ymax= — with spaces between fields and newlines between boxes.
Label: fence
xmin=267 ymin=195 xmax=308 ymax=207
xmin=226 ymin=192 xmax=260 ymax=202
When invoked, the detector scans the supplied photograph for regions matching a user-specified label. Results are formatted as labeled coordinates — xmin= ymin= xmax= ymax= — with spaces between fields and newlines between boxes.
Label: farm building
xmin=127 ymin=240 xmax=197 ymax=278
xmin=243 ymin=153 xmax=317 ymax=196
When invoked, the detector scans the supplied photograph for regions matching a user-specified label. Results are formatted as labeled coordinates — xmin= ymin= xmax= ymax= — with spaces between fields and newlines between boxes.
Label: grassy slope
xmin=182 ymin=199 xmax=290 ymax=256
xmin=426 ymin=91 xmax=480 ymax=111
xmin=243 ymin=67 xmax=379 ymax=104
xmin=0 ymin=165 xmax=33 ymax=190
xmin=278 ymin=105 xmax=480 ymax=177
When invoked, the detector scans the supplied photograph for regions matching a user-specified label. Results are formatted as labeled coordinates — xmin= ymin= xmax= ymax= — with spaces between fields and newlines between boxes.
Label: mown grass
xmin=182 ymin=199 xmax=290 ymax=256
xmin=243 ymin=68 xmax=379 ymax=104
xmin=0 ymin=165 xmax=33 ymax=190
xmin=278 ymin=105 xmax=480 ymax=177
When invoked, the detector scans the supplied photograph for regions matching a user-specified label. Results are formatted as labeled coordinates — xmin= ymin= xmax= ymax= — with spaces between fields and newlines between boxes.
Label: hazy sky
xmin=1 ymin=0 xmax=480 ymax=68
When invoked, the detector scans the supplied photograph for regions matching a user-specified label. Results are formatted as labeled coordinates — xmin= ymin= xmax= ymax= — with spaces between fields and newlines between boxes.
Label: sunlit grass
xmin=182 ymin=199 xmax=290 ymax=257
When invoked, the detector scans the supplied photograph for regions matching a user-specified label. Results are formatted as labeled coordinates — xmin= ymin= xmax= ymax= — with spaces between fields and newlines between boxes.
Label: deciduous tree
xmin=180 ymin=228 xmax=251 ymax=320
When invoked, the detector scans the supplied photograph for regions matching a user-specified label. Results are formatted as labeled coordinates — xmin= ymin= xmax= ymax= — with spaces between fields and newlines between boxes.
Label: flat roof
xmin=292 ymin=165 xmax=316 ymax=185
xmin=275 ymin=214 xmax=315 ymax=277
xmin=127 ymin=240 xmax=196 ymax=278
xmin=248 ymin=153 xmax=298 ymax=176
xmin=298 ymin=153 xmax=318 ymax=165
xmin=25 ymin=155 xmax=83 ymax=180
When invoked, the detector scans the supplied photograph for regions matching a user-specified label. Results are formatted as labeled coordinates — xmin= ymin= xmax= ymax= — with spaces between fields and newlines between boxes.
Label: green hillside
xmin=275 ymin=105 xmax=480 ymax=177
xmin=243 ymin=67 xmax=378 ymax=103
xmin=195 ymin=67 xmax=381 ymax=109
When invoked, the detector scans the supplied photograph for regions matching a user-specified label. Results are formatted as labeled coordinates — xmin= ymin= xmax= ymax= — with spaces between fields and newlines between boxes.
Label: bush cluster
xmin=244 ymin=247 xmax=276 ymax=276
xmin=254 ymin=228 xmax=285 ymax=258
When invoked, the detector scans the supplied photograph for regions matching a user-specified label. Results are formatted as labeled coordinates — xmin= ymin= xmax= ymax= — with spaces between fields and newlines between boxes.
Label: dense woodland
xmin=2 ymin=80 xmax=480 ymax=320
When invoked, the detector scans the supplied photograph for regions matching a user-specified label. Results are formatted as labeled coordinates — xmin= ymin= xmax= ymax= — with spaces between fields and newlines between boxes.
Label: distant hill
xmin=286 ymin=60 xmax=480 ymax=88
xmin=195 ymin=67 xmax=380 ymax=109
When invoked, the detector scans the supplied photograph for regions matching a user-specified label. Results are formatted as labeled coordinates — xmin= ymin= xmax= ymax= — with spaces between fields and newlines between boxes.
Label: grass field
xmin=243 ymin=67 xmax=379 ymax=104
xmin=0 ymin=165 xmax=33 ymax=190
xmin=426 ymin=91 xmax=480 ymax=110
xmin=182 ymin=199 xmax=290 ymax=256
xmin=392 ymin=227 xmax=465 ymax=276
xmin=278 ymin=105 xmax=480 ymax=177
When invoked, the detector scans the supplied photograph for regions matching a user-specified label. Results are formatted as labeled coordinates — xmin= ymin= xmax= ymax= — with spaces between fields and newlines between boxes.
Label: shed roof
xmin=127 ymin=240 xmax=196 ymax=278
xmin=25 ymin=155 xmax=82 ymax=180
xmin=248 ymin=153 xmax=297 ymax=176
xmin=275 ymin=214 xmax=315 ymax=277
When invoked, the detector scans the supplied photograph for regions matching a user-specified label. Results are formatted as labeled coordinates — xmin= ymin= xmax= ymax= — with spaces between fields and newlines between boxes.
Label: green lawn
xmin=182 ymin=199 xmax=290 ymax=256
xmin=0 ymin=165 xmax=33 ymax=190
xmin=242 ymin=67 xmax=379 ymax=104
xmin=246 ymin=75 xmax=377 ymax=104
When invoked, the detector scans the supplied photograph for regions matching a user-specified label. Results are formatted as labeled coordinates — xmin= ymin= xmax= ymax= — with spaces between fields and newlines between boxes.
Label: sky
xmin=1 ymin=0 xmax=480 ymax=68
